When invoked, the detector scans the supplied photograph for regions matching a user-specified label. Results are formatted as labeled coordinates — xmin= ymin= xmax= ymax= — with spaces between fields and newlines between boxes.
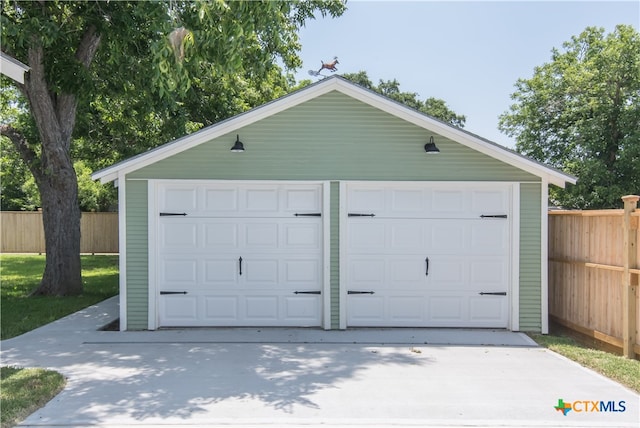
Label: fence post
xmin=622 ymin=195 xmax=639 ymax=359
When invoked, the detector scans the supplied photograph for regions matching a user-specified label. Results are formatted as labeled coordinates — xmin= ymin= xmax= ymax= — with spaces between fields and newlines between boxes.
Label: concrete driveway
xmin=1 ymin=297 xmax=638 ymax=427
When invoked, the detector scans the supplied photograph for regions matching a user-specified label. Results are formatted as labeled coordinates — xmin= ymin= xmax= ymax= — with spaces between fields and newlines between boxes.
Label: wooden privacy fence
xmin=1 ymin=211 xmax=118 ymax=254
xmin=549 ymin=195 xmax=639 ymax=359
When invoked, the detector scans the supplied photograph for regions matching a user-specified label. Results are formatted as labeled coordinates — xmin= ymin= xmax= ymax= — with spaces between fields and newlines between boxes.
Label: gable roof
xmin=92 ymin=75 xmax=576 ymax=187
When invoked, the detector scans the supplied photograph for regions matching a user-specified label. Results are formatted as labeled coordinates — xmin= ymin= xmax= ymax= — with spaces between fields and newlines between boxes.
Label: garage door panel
xmin=471 ymin=190 xmax=509 ymax=214
xmin=285 ymin=259 xmax=320 ymax=284
xmin=348 ymin=296 xmax=385 ymax=323
xmin=162 ymin=187 xmax=198 ymax=212
xmin=346 ymin=182 xmax=510 ymax=328
xmin=348 ymin=223 xmax=385 ymax=250
xmin=245 ymin=296 xmax=279 ymax=320
xmin=429 ymin=258 xmax=466 ymax=284
xmin=244 ymin=259 xmax=279 ymax=286
xmin=204 ymin=188 xmax=238 ymax=213
xmin=429 ymin=296 xmax=463 ymax=321
xmin=161 ymin=296 xmax=198 ymax=323
xmin=349 ymin=189 xmax=385 ymax=212
xmin=204 ymin=296 xmax=239 ymax=320
xmin=470 ymin=259 xmax=508 ymax=286
xmin=284 ymin=296 xmax=322 ymax=321
xmin=389 ymin=296 xmax=425 ymax=322
xmin=349 ymin=258 xmax=385 ymax=287
xmin=431 ymin=223 xmax=466 ymax=253
xmin=162 ymin=259 xmax=198 ymax=284
xmin=470 ymin=222 xmax=508 ymax=254
xmin=283 ymin=223 xmax=321 ymax=249
xmin=244 ymin=188 xmax=279 ymax=213
xmin=160 ymin=222 xmax=198 ymax=248
xmin=157 ymin=182 xmax=323 ymax=328
xmin=469 ymin=296 xmax=508 ymax=324
xmin=245 ymin=223 xmax=279 ymax=248
xmin=204 ymin=259 xmax=238 ymax=284
xmin=431 ymin=190 xmax=465 ymax=215
xmin=284 ymin=188 xmax=321 ymax=212
xmin=390 ymin=259 xmax=426 ymax=283
xmin=204 ymin=223 xmax=239 ymax=248
xmin=391 ymin=189 xmax=426 ymax=213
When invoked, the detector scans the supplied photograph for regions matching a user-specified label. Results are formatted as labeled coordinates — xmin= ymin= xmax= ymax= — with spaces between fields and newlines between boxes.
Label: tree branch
xmin=56 ymin=25 xmax=102 ymax=145
xmin=0 ymin=123 xmax=42 ymax=181
xmin=24 ymin=43 xmax=62 ymax=148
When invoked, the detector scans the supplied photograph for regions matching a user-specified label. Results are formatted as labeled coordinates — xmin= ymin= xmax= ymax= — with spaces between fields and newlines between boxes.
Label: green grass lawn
xmin=0 ymin=366 xmax=66 ymax=428
xmin=0 ymin=254 xmax=119 ymax=340
xmin=530 ymin=333 xmax=640 ymax=393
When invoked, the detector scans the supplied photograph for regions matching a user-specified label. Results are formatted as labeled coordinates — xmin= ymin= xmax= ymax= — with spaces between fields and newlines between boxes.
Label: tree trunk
xmin=9 ymin=28 xmax=101 ymax=296
xmin=33 ymin=159 xmax=83 ymax=296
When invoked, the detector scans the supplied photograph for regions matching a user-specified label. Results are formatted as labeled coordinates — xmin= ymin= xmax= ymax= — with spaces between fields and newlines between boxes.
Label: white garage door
xmin=156 ymin=182 xmax=323 ymax=327
xmin=346 ymin=183 xmax=511 ymax=328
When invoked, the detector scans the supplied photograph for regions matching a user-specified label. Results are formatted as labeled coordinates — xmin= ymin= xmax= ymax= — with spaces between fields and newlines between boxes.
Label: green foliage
xmin=0 ymin=255 xmax=119 ymax=339
xmin=342 ymin=71 xmax=466 ymax=127
xmin=0 ymin=366 xmax=65 ymax=428
xmin=499 ymin=25 xmax=640 ymax=209
xmin=0 ymin=0 xmax=346 ymax=212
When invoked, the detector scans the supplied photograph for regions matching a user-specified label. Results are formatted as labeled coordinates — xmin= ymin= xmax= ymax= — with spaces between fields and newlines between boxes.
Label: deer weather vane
xmin=308 ymin=56 xmax=339 ymax=78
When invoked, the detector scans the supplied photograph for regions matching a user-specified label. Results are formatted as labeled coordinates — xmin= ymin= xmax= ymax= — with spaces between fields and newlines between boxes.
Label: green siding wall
xmin=125 ymin=180 xmax=149 ymax=330
xmin=130 ymin=92 xmax=537 ymax=182
xmin=330 ymin=181 xmax=340 ymax=329
xmin=519 ymin=183 xmax=542 ymax=331
xmin=123 ymin=91 xmax=545 ymax=331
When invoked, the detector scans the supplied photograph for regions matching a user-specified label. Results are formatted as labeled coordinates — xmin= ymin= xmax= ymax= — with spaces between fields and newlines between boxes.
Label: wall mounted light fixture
xmin=424 ymin=136 xmax=440 ymax=154
xmin=230 ymin=135 xmax=245 ymax=152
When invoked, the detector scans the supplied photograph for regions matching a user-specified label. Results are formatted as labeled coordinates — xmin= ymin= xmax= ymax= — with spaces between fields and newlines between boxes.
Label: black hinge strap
xmin=348 ymin=290 xmax=375 ymax=295
xmin=294 ymin=291 xmax=321 ymax=295
xmin=479 ymin=292 xmax=507 ymax=296
xmin=160 ymin=212 xmax=187 ymax=216
xmin=294 ymin=213 xmax=322 ymax=217
xmin=480 ymin=214 xmax=507 ymax=219
xmin=348 ymin=213 xmax=376 ymax=217
xmin=160 ymin=291 xmax=188 ymax=295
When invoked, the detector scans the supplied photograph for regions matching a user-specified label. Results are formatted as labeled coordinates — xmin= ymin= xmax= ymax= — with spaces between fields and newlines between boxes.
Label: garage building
xmin=93 ymin=76 xmax=576 ymax=333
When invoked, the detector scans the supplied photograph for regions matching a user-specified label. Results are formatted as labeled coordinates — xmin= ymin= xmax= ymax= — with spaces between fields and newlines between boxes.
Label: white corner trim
xmin=510 ymin=183 xmax=521 ymax=332
xmin=147 ymin=180 xmax=158 ymax=330
xmin=322 ymin=181 xmax=331 ymax=330
xmin=118 ymin=174 xmax=127 ymax=331
xmin=541 ymin=179 xmax=550 ymax=334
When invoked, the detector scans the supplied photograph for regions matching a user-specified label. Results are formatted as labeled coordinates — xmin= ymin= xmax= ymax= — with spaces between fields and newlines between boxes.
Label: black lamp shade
xmin=424 ymin=136 xmax=440 ymax=154
xmin=230 ymin=135 xmax=245 ymax=152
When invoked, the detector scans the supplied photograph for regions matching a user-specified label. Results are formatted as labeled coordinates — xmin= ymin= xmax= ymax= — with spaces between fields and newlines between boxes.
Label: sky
xmin=293 ymin=0 xmax=640 ymax=148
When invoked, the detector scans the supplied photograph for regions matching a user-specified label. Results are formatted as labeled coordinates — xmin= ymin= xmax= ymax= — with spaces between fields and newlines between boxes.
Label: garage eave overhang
xmin=92 ymin=76 xmax=577 ymax=188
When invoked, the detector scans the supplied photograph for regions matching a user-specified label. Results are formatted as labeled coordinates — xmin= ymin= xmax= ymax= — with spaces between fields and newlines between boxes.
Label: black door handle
xmin=159 ymin=212 xmax=187 ymax=216
xmin=425 ymin=257 xmax=430 ymax=276
xmin=238 ymin=257 xmax=243 ymax=276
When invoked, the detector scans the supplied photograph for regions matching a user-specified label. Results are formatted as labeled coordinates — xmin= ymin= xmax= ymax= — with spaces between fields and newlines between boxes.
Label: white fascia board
xmin=332 ymin=80 xmax=577 ymax=188
xmin=92 ymin=78 xmax=341 ymax=184
xmin=0 ymin=53 xmax=30 ymax=84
